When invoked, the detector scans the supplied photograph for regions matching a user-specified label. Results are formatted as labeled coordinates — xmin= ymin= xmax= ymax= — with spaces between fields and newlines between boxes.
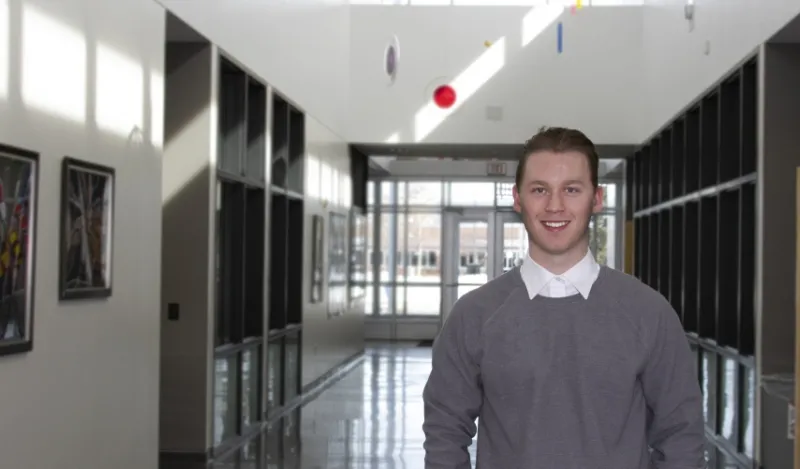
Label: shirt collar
xmin=519 ymin=249 xmax=600 ymax=300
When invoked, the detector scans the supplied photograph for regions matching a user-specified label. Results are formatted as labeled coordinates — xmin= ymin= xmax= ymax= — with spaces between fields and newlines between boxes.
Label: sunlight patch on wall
xmin=385 ymin=132 xmax=401 ymax=143
xmin=307 ymin=153 xmax=321 ymax=199
xmin=342 ymin=172 xmax=352 ymax=207
xmin=522 ymin=5 xmax=563 ymax=47
xmin=0 ymin=0 xmax=8 ymax=100
xmin=150 ymin=69 xmax=164 ymax=149
xmin=413 ymin=36 xmax=506 ymax=142
xmin=453 ymin=0 xmax=548 ymax=5
xmin=22 ymin=4 xmax=86 ymax=123
xmin=350 ymin=0 xmax=643 ymax=5
xmin=332 ymin=168 xmax=341 ymax=205
xmin=320 ymin=160 xmax=332 ymax=202
xmin=96 ymin=43 xmax=144 ymax=138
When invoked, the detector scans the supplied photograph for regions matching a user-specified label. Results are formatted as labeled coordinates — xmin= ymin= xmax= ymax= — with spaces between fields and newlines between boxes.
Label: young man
xmin=422 ymin=127 xmax=704 ymax=468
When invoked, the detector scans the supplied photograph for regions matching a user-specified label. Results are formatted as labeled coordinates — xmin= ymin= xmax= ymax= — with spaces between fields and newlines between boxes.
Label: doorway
xmin=441 ymin=209 xmax=526 ymax=326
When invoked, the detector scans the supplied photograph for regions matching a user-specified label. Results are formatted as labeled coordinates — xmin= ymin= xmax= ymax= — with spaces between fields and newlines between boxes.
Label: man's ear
xmin=512 ymin=184 xmax=522 ymax=213
xmin=592 ymin=185 xmax=604 ymax=213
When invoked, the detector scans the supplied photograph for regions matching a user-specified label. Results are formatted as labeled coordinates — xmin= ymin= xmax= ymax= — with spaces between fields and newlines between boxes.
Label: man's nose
xmin=546 ymin=193 xmax=564 ymax=212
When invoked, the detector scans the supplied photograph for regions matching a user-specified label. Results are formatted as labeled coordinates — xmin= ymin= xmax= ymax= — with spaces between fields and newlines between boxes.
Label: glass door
xmin=493 ymin=211 xmax=527 ymax=277
xmin=441 ymin=209 xmax=530 ymax=326
xmin=441 ymin=209 xmax=491 ymax=324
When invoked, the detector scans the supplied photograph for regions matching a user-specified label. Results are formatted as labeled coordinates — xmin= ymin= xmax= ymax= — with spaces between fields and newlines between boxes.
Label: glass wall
xmin=366 ymin=178 xmax=623 ymax=319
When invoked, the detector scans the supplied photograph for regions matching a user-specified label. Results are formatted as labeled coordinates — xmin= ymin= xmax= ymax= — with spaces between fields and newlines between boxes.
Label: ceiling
xmin=353 ymin=142 xmax=638 ymax=161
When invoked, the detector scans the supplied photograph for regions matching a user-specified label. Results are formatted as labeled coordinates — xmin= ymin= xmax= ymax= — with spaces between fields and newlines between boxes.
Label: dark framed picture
xmin=0 ymin=143 xmax=39 ymax=357
xmin=327 ymin=211 xmax=348 ymax=317
xmin=348 ymin=211 xmax=367 ymax=310
xmin=59 ymin=157 xmax=115 ymax=300
xmin=310 ymin=214 xmax=324 ymax=303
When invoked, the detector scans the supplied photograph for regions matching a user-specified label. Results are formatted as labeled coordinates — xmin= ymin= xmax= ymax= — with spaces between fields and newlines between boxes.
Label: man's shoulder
xmin=600 ymin=267 xmax=667 ymax=301
xmin=597 ymin=267 xmax=674 ymax=318
xmin=452 ymin=268 xmax=525 ymax=317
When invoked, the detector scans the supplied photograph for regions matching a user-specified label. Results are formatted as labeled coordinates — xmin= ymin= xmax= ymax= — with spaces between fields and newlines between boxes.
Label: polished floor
xmin=167 ymin=342 xmax=732 ymax=469
xmin=203 ymin=343 xmax=475 ymax=469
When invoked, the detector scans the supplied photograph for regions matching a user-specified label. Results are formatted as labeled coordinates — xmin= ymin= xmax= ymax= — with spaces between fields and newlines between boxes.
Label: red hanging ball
xmin=433 ymin=85 xmax=457 ymax=109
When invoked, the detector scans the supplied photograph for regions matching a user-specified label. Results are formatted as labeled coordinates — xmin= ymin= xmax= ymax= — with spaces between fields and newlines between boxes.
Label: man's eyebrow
xmin=526 ymin=180 xmax=586 ymax=187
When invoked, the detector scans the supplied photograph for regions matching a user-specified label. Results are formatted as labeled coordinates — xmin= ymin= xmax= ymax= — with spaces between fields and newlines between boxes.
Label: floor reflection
xmin=163 ymin=341 xmax=755 ymax=469
xmin=172 ymin=343 xmax=453 ymax=469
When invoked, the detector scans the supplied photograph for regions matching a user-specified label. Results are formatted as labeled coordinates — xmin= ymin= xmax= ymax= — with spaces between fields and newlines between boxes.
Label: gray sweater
xmin=422 ymin=265 xmax=705 ymax=469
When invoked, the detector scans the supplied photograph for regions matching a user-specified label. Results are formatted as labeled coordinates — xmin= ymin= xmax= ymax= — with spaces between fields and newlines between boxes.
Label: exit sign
xmin=486 ymin=162 xmax=507 ymax=176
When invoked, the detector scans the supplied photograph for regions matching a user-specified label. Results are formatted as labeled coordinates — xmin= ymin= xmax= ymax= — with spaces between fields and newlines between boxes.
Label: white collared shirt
xmin=519 ymin=249 xmax=601 ymax=299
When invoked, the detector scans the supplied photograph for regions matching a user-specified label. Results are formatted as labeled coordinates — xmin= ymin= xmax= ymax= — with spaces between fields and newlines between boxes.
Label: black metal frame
xmin=310 ymin=214 xmax=324 ymax=304
xmin=327 ymin=211 xmax=349 ymax=318
xmin=0 ymin=143 xmax=38 ymax=357
xmin=209 ymin=50 xmax=368 ymax=463
xmin=265 ymin=88 xmax=306 ymax=422
xmin=58 ymin=156 xmax=115 ymax=300
xmin=213 ymin=56 xmax=272 ymax=455
xmin=627 ymin=55 xmax=758 ymax=468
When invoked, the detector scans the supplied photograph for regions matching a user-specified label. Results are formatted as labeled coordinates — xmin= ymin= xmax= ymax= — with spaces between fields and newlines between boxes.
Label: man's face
xmin=512 ymin=150 xmax=603 ymax=260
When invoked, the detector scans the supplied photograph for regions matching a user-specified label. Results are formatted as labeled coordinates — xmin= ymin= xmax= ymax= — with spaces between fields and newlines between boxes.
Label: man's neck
xmin=528 ymin=242 xmax=590 ymax=276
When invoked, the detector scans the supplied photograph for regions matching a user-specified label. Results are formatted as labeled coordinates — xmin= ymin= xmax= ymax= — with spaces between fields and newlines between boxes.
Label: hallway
xmin=204 ymin=344 xmax=477 ymax=469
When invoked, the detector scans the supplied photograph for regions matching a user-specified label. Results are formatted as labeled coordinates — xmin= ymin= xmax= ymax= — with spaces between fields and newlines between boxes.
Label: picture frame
xmin=327 ymin=211 xmax=348 ymax=318
xmin=310 ymin=214 xmax=324 ymax=304
xmin=0 ymin=143 xmax=39 ymax=357
xmin=59 ymin=157 xmax=115 ymax=300
xmin=348 ymin=211 xmax=367 ymax=310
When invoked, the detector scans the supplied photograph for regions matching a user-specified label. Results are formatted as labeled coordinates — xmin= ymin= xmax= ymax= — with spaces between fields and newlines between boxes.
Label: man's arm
xmin=642 ymin=302 xmax=706 ymax=469
xmin=422 ymin=300 xmax=482 ymax=469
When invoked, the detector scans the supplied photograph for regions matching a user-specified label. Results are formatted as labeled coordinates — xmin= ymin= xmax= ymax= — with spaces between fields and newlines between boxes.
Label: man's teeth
xmin=544 ymin=221 xmax=568 ymax=227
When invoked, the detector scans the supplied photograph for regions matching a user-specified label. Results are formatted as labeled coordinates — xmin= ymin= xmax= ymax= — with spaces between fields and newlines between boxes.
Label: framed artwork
xmin=348 ymin=211 xmax=367 ymax=311
xmin=310 ymin=214 xmax=324 ymax=303
xmin=327 ymin=211 xmax=348 ymax=317
xmin=59 ymin=157 xmax=115 ymax=300
xmin=0 ymin=143 xmax=39 ymax=357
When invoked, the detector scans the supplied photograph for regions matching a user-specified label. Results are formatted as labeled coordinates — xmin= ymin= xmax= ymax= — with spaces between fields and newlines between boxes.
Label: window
xmin=407 ymin=181 xmax=443 ymax=205
xmin=589 ymin=214 xmax=616 ymax=267
xmin=405 ymin=213 xmax=441 ymax=285
xmin=449 ymin=182 xmax=495 ymax=206
xmin=601 ymin=182 xmax=618 ymax=208
xmin=495 ymin=182 xmax=515 ymax=206
xmin=367 ymin=181 xmax=375 ymax=206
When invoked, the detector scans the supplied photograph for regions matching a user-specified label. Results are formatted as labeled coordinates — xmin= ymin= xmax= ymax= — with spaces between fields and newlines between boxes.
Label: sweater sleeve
xmin=642 ymin=302 xmax=706 ymax=469
xmin=422 ymin=299 xmax=483 ymax=469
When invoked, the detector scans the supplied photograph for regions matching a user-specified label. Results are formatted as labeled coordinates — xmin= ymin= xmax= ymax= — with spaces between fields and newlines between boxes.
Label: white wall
xmin=302 ymin=116 xmax=364 ymax=387
xmin=160 ymin=41 xmax=216 ymax=456
xmin=642 ymin=0 xmax=800 ymax=140
xmin=0 ymin=0 xmax=164 ymax=469
xmin=159 ymin=0 xmax=351 ymax=139
xmin=348 ymin=5 xmax=643 ymax=145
